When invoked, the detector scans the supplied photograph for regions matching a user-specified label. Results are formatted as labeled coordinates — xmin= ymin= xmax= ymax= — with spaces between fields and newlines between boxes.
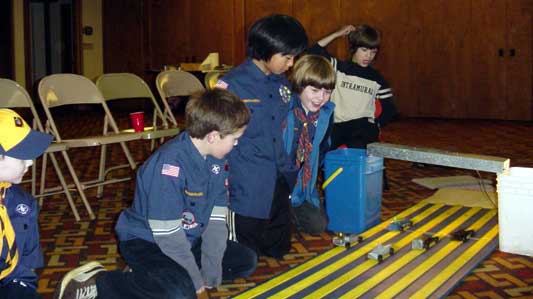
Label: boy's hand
xmin=196 ymin=287 xmax=209 ymax=299
xmin=337 ymin=25 xmax=356 ymax=37
xmin=319 ymin=25 xmax=356 ymax=47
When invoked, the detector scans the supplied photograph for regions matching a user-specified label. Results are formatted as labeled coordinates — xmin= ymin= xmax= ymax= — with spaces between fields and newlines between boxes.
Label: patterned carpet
xmin=30 ymin=111 xmax=533 ymax=299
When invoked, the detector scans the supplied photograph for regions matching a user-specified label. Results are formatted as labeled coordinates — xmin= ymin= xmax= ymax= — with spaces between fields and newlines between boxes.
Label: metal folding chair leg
xmin=60 ymin=150 xmax=96 ymax=220
xmin=39 ymin=152 xmax=81 ymax=221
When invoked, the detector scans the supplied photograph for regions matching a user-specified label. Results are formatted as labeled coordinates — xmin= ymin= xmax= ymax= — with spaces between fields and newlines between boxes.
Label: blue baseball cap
xmin=0 ymin=109 xmax=53 ymax=160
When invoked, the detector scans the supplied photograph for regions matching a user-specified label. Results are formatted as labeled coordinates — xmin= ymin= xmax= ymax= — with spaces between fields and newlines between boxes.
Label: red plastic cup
xmin=130 ymin=112 xmax=145 ymax=132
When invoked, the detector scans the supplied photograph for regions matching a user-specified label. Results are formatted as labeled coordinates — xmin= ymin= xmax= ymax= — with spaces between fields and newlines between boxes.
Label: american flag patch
xmin=214 ymin=80 xmax=228 ymax=89
xmin=161 ymin=164 xmax=180 ymax=177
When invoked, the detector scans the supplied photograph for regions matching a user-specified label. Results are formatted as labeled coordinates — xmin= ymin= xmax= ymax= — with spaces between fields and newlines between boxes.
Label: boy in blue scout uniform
xmin=216 ymin=14 xmax=308 ymax=258
xmin=0 ymin=108 xmax=54 ymax=299
xmin=282 ymin=55 xmax=336 ymax=234
xmin=54 ymin=89 xmax=256 ymax=299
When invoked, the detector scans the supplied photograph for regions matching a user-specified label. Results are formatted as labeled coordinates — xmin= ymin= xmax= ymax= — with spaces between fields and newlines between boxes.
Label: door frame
xmin=23 ymin=0 xmax=82 ymax=94
xmin=0 ymin=0 xmax=14 ymax=79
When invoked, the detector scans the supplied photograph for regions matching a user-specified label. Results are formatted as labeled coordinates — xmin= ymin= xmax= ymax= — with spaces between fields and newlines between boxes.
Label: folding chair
xmin=95 ymin=73 xmax=180 ymax=151
xmin=155 ymin=70 xmax=204 ymax=126
xmin=38 ymin=74 xmax=145 ymax=220
xmin=0 ymin=78 xmax=82 ymax=220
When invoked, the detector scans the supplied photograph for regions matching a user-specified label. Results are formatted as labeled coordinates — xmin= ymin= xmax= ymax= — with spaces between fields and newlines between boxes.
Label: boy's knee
xmin=139 ymin=266 xmax=195 ymax=299
xmin=241 ymin=248 xmax=258 ymax=277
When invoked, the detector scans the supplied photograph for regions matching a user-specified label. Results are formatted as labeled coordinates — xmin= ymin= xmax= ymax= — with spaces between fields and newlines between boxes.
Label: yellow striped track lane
xmin=270 ymin=204 xmax=445 ymax=299
xmin=375 ymin=208 xmax=495 ymax=299
xmin=341 ymin=206 xmax=482 ymax=299
xmin=232 ymin=202 xmax=434 ymax=299
xmin=410 ymin=225 xmax=498 ymax=299
xmin=314 ymin=205 xmax=463 ymax=299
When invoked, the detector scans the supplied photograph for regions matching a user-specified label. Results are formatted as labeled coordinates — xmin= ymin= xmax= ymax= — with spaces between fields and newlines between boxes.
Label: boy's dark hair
xmin=186 ymin=89 xmax=250 ymax=138
xmin=348 ymin=24 xmax=381 ymax=54
xmin=247 ymin=14 xmax=308 ymax=61
xmin=290 ymin=55 xmax=336 ymax=94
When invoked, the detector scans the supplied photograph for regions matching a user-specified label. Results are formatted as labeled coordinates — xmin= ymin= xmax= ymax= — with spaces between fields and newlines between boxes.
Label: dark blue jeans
xmin=96 ymin=238 xmax=196 ymax=299
xmin=191 ymin=239 xmax=257 ymax=280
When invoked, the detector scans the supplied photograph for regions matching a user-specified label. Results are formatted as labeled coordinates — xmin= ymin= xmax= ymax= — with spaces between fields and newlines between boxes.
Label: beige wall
xmin=11 ymin=0 xmax=104 ymax=88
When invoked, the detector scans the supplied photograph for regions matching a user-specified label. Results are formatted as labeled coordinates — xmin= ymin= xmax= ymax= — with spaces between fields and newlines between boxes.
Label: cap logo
xmin=0 ymin=108 xmax=53 ymax=160
xmin=0 ymin=109 xmax=31 ymax=152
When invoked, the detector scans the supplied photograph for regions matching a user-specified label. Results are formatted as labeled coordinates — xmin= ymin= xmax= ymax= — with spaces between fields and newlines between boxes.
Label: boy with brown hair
xmin=55 ymin=89 xmax=256 ymax=299
xmin=308 ymin=24 xmax=397 ymax=149
xmin=283 ymin=55 xmax=336 ymax=234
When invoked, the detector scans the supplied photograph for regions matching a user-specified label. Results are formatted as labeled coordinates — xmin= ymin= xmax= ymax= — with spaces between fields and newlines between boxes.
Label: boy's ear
xmin=206 ymin=131 xmax=220 ymax=144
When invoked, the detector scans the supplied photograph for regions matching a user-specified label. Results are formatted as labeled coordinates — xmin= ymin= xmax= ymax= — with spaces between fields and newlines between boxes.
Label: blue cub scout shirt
xmin=115 ymin=132 xmax=227 ymax=244
xmin=0 ymin=185 xmax=43 ymax=288
xmin=219 ymin=58 xmax=298 ymax=219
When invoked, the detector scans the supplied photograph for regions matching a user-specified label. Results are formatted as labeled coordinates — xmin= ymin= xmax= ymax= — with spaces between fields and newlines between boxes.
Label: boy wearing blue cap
xmin=0 ymin=108 xmax=54 ymax=299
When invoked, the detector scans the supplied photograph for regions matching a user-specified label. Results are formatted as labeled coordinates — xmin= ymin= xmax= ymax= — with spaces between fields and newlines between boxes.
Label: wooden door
xmin=470 ymin=0 xmax=507 ymax=119
xmin=411 ymin=0 xmax=472 ymax=118
xmin=470 ymin=0 xmax=532 ymax=120
xmin=505 ymin=0 xmax=532 ymax=120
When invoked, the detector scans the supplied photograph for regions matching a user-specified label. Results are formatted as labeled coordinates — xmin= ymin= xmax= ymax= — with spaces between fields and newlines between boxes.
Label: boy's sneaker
xmin=54 ymin=261 xmax=106 ymax=299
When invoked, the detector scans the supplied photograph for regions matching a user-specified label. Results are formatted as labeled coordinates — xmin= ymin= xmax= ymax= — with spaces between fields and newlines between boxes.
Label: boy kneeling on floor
xmin=55 ymin=89 xmax=256 ymax=299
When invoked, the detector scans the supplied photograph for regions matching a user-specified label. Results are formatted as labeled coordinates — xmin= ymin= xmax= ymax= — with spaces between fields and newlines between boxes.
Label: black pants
xmin=234 ymin=177 xmax=292 ymax=259
xmin=96 ymin=239 xmax=196 ymax=299
xmin=292 ymin=200 xmax=328 ymax=235
xmin=331 ymin=118 xmax=379 ymax=149
xmin=191 ymin=239 xmax=258 ymax=280
xmin=0 ymin=281 xmax=40 ymax=299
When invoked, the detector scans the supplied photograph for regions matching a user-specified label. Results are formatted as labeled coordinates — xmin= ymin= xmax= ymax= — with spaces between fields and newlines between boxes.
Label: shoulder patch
xmin=161 ymin=163 xmax=180 ymax=177
xmin=16 ymin=203 xmax=30 ymax=215
xmin=214 ymin=80 xmax=228 ymax=89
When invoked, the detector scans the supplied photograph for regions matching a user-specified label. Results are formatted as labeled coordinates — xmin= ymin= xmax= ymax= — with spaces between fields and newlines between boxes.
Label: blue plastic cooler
xmin=324 ymin=148 xmax=384 ymax=234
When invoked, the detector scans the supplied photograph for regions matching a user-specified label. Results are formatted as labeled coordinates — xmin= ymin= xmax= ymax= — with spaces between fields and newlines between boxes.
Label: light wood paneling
xmin=244 ymin=0 xmax=292 ymax=34
xmin=470 ymin=0 xmax=506 ymax=119
xmin=190 ymin=1 xmax=237 ymax=65
xmin=293 ymin=0 xmax=342 ymax=53
xmin=102 ymin=0 xmax=145 ymax=75
xmin=505 ymin=0 xmax=532 ymax=120
xmin=341 ymin=0 xmax=413 ymax=117
xmin=147 ymin=0 xmax=190 ymax=69
xmin=100 ymin=0 xmax=532 ymax=120
xmin=411 ymin=0 xmax=472 ymax=118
